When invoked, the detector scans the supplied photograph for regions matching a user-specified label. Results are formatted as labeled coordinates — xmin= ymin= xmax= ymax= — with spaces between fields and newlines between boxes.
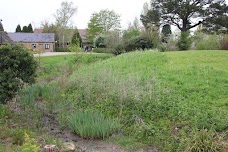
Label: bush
xmin=93 ymin=48 xmax=114 ymax=53
xmin=177 ymin=32 xmax=192 ymax=50
xmin=220 ymin=35 xmax=228 ymax=50
xmin=93 ymin=47 xmax=125 ymax=55
xmin=125 ymin=36 xmax=153 ymax=52
xmin=95 ymin=36 xmax=106 ymax=48
xmin=68 ymin=110 xmax=120 ymax=139
xmin=20 ymin=132 xmax=40 ymax=152
xmin=194 ymin=33 xmax=221 ymax=50
xmin=158 ymin=34 xmax=179 ymax=52
xmin=55 ymin=47 xmax=71 ymax=52
xmin=0 ymin=45 xmax=37 ymax=104
xmin=180 ymin=129 xmax=228 ymax=152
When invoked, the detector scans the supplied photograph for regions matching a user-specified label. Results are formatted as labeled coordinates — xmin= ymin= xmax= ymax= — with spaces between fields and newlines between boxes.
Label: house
xmin=33 ymin=28 xmax=43 ymax=33
xmin=34 ymin=28 xmax=90 ymax=48
xmin=78 ymin=29 xmax=91 ymax=47
xmin=8 ymin=33 xmax=55 ymax=52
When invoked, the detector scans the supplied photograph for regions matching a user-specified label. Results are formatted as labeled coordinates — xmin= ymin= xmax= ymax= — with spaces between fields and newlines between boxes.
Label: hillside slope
xmin=67 ymin=50 xmax=228 ymax=151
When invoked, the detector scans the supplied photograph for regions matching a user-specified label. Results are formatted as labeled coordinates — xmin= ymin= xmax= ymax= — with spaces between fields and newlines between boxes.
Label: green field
xmin=67 ymin=50 xmax=228 ymax=151
xmin=1 ymin=50 xmax=227 ymax=151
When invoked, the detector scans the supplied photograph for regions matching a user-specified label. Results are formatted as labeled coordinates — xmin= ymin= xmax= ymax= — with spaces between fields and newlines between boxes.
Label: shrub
xmin=194 ymin=33 xmax=221 ymax=50
xmin=20 ymin=132 xmax=40 ymax=152
xmin=158 ymin=34 xmax=179 ymax=52
xmin=68 ymin=110 xmax=120 ymax=139
xmin=55 ymin=47 xmax=71 ymax=52
xmin=125 ymin=36 xmax=153 ymax=52
xmin=177 ymin=32 xmax=192 ymax=50
xmin=0 ymin=104 xmax=11 ymax=119
xmin=180 ymin=129 xmax=228 ymax=152
xmin=93 ymin=47 xmax=125 ymax=55
xmin=0 ymin=45 xmax=37 ymax=104
xmin=93 ymin=48 xmax=114 ymax=53
xmin=95 ymin=35 xmax=106 ymax=48
xmin=220 ymin=35 xmax=228 ymax=50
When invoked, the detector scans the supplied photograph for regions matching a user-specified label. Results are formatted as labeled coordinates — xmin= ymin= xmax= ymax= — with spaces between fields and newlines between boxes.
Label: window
xmin=32 ymin=44 xmax=36 ymax=49
xmin=45 ymin=44 xmax=50 ymax=49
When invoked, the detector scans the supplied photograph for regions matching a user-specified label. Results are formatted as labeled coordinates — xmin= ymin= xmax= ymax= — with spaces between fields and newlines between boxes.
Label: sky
xmin=0 ymin=0 xmax=150 ymax=32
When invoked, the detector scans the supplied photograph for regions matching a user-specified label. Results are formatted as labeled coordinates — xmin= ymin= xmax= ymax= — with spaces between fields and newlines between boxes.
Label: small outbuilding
xmin=8 ymin=33 xmax=55 ymax=52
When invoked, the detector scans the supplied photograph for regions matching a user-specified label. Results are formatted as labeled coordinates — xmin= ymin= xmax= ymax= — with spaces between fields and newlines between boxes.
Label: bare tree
xmin=54 ymin=1 xmax=77 ymax=47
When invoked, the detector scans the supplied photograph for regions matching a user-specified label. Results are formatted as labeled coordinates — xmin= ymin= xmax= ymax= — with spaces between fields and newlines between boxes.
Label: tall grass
xmin=66 ymin=50 xmax=228 ymax=151
xmin=68 ymin=110 xmax=120 ymax=139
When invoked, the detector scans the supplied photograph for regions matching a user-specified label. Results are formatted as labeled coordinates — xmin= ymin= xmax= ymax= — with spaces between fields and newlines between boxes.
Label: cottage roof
xmin=0 ymin=31 xmax=15 ymax=45
xmin=8 ymin=33 xmax=55 ymax=43
xmin=78 ymin=29 xmax=88 ymax=43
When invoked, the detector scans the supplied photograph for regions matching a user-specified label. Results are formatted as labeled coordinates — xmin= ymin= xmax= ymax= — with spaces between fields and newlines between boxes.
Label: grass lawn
xmin=67 ymin=50 xmax=228 ymax=151
xmin=1 ymin=50 xmax=227 ymax=151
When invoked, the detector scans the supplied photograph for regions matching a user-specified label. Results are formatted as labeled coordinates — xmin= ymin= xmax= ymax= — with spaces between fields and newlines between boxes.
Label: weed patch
xmin=68 ymin=110 xmax=120 ymax=139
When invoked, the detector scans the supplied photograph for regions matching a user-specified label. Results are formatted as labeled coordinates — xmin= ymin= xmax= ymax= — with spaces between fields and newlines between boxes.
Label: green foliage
xmin=10 ymin=128 xmax=25 ymax=145
xmin=18 ymin=85 xmax=57 ymax=104
xmin=94 ymin=35 xmax=106 ymax=48
xmin=194 ymin=33 xmax=221 ymax=50
xmin=15 ymin=24 xmax=22 ymax=32
xmin=66 ymin=50 xmax=228 ymax=151
xmin=0 ymin=104 xmax=11 ymax=125
xmin=27 ymin=23 xmax=33 ymax=33
xmin=22 ymin=26 xmax=28 ymax=33
xmin=123 ymin=28 xmax=141 ymax=41
xmin=140 ymin=1 xmax=160 ymax=29
xmin=158 ymin=34 xmax=179 ymax=52
xmin=55 ymin=47 xmax=70 ymax=52
xmin=20 ymin=132 xmax=40 ymax=152
xmin=180 ymin=129 xmax=228 ymax=152
xmin=36 ymin=54 xmax=113 ymax=82
xmin=142 ymin=0 xmax=227 ymax=33
xmin=87 ymin=9 xmax=121 ymax=42
xmin=0 ymin=104 xmax=11 ymax=119
xmin=93 ymin=48 xmax=113 ymax=53
xmin=220 ymin=35 xmax=228 ymax=50
xmin=69 ymin=37 xmax=81 ymax=53
xmin=93 ymin=47 xmax=124 ymax=55
xmin=68 ymin=110 xmax=120 ymax=139
xmin=0 ymin=45 xmax=37 ymax=103
xmin=125 ymin=36 xmax=153 ymax=52
xmin=161 ymin=24 xmax=172 ymax=42
xmin=71 ymin=29 xmax=82 ymax=45
xmin=177 ymin=32 xmax=192 ymax=50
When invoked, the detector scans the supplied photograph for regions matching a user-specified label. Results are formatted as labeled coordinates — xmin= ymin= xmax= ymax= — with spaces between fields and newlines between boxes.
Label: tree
xmin=125 ymin=36 xmax=153 ymax=52
xmin=71 ymin=29 xmax=82 ymax=46
xmin=142 ymin=0 xmax=228 ymax=33
xmin=54 ymin=1 xmax=77 ymax=47
xmin=87 ymin=9 xmax=121 ymax=42
xmin=27 ymin=23 xmax=33 ymax=33
xmin=0 ymin=19 xmax=4 ymax=31
xmin=22 ymin=26 xmax=28 ymax=32
xmin=15 ymin=24 xmax=22 ymax=32
xmin=161 ymin=24 xmax=172 ymax=42
xmin=0 ymin=45 xmax=37 ymax=103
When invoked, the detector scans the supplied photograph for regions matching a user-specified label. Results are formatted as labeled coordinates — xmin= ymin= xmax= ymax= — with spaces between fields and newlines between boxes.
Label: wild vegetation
xmin=66 ymin=50 xmax=228 ymax=151
xmin=0 ymin=48 xmax=228 ymax=151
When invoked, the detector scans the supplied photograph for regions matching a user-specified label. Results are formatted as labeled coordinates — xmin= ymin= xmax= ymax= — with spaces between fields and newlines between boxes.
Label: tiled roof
xmin=78 ymin=29 xmax=88 ymax=42
xmin=0 ymin=32 xmax=15 ymax=45
xmin=8 ymin=33 xmax=55 ymax=43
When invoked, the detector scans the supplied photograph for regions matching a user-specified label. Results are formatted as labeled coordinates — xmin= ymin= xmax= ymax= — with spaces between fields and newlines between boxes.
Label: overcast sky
xmin=1 ymin=0 xmax=150 ymax=32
